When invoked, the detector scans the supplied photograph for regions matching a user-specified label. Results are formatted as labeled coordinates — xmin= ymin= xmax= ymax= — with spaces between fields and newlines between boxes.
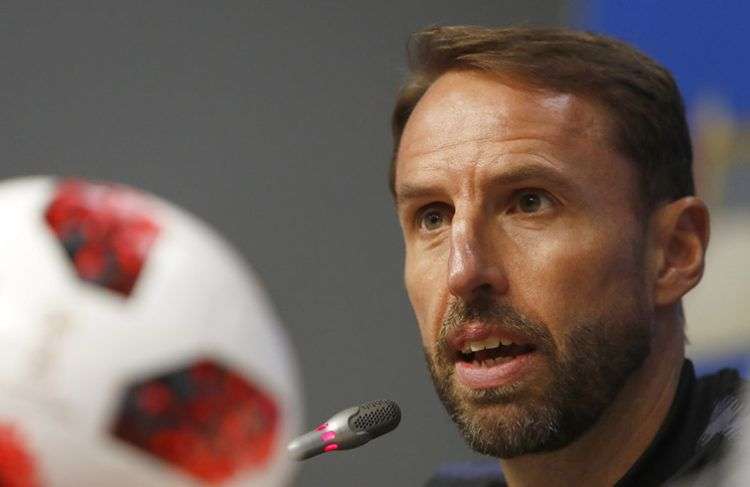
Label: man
xmin=390 ymin=26 xmax=745 ymax=486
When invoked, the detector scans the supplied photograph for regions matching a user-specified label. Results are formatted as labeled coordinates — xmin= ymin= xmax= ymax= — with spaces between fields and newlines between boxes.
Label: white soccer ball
xmin=0 ymin=176 xmax=302 ymax=486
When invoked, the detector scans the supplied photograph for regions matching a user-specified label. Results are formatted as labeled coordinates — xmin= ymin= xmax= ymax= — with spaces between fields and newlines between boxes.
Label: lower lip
xmin=454 ymin=352 xmax=538 ymax=389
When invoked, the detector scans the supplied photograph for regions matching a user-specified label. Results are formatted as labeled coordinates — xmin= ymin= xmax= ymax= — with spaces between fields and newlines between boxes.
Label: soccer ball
xmin=0 ymin=176 xmax=302 ymax=486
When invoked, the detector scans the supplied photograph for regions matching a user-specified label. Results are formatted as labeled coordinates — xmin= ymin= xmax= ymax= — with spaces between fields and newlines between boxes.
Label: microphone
xmin=287 ymin=399 xmax=401 ymax=461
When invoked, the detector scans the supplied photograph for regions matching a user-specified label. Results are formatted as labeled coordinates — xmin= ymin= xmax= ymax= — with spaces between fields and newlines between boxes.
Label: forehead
xmin=395 ymin=70 xmax=624 ymax=194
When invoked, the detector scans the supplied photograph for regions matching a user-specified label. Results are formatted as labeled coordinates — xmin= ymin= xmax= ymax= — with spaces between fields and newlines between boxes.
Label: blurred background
xmin=0 ymin=1 xmax=746 ymax=486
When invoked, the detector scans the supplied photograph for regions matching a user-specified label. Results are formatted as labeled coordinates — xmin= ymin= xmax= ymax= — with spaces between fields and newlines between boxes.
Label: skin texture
xmin=394 ymin=70 xmax=710 ymax=486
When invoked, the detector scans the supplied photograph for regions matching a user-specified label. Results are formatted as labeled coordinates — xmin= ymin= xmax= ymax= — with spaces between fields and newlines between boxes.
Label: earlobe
xmin=652 ymin=197 xmax=710 ymax=307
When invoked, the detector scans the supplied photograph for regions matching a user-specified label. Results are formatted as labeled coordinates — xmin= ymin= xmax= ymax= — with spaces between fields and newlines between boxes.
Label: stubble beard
xmin=424 ymin=295 xmax=652 ymax=459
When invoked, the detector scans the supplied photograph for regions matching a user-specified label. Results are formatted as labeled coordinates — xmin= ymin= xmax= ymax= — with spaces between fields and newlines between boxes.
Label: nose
xmin=447 ymin=215 xmax=508 ymax=301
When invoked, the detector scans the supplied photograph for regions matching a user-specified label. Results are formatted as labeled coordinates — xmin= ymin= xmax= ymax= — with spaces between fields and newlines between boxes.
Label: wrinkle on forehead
xmin=397 ymin=70 xmax=608 ymax=162
xmin=396 ymin=141 xmax=563 ymax=191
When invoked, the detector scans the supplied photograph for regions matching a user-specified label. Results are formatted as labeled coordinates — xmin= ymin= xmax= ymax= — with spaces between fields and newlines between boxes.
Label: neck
xmin=500 ymin=310 xmax=685 ymax=487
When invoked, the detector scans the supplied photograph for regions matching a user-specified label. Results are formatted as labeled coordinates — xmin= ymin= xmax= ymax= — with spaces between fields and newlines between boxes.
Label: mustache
xmin=437 ymin=297 xmax=555 ymax=355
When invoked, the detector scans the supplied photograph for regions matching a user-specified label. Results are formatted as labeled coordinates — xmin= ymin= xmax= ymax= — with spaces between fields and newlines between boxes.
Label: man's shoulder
xmin=424 ymin=460 xmax=505 ymax=487
xmin=694 ymin=365 xmax=744 ymax=402
xmin=619 ymin=363 xmax=745 ymax=485
xmin=670 ymin=366 xmax=746 ymax=479
xmin=694 ymin=365 xmax=745 ymax=441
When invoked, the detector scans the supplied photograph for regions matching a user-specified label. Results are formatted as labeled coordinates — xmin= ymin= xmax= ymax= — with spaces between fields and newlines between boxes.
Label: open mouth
xmin=448 ymin=330 xmax=540 ymax=389
xmin=457 ymin=337 xmax=536 ymax=367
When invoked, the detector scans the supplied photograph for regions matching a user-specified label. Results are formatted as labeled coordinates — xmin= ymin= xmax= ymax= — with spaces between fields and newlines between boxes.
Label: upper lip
xmin=446 ymin=322 xmax=536 ymax=355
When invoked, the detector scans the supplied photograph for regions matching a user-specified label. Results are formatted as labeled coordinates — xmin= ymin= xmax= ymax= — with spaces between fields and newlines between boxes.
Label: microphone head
xmin=348 ymin=399 xmax=401 ymax=438
xmin=287 ymin=399 xmax=401 ymax=461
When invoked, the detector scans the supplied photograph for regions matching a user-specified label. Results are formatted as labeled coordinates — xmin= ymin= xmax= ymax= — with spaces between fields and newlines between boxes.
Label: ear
xmin=649 ymin=197 xmax=710 ymax=307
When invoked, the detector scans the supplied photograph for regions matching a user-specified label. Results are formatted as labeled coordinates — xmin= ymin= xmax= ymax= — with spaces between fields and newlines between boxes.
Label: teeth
xmin=501 ymin=339 xmax=513 ymax=346
xmin=464 ymin=337 xmax=506 ymax=353
xmin=474 ymin=357 xmax=507 ymax=367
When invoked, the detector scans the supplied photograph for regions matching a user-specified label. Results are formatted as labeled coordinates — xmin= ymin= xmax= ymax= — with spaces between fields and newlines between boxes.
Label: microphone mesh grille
xmin=352 ymin=399 xmax=400 ymax=432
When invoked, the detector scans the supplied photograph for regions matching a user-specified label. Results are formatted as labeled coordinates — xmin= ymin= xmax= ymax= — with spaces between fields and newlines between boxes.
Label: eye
xmin=511 ymin=190 xmax=554 ymax=214
xmin=417 ymin=205 xmax=450 ymax=231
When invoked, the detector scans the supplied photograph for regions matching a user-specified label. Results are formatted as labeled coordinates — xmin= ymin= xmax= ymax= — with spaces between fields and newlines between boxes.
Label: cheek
xmin=404 ymin=246 xmax=448 ymax=349
xmin=566 ymin=230 xmax=643 ymax=306
xmin=508 ymin=225 xmax=641 ymax=332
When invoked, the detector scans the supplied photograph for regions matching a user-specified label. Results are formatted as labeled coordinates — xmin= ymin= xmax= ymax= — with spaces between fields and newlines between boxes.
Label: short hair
xmin=390 ymin=26 xmax=694 ymax=211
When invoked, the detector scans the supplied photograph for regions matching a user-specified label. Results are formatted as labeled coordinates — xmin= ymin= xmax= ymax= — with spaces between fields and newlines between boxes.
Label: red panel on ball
xmin=45 ymin=179 xmax=161 ymax=296
xmin=0 ymin=422 xmax=42 ymax=487
xmin=111 ymin=358 xmax=279 ymax=483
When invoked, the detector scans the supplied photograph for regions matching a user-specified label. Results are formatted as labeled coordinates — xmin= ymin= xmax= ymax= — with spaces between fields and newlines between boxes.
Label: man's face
xmin=394 ymin=71 xmax=654 ymax=457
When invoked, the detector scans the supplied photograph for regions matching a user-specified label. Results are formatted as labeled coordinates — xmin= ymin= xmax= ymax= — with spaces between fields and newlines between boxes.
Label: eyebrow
xmin=395 ymin=163 xmax=577 ymax=206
